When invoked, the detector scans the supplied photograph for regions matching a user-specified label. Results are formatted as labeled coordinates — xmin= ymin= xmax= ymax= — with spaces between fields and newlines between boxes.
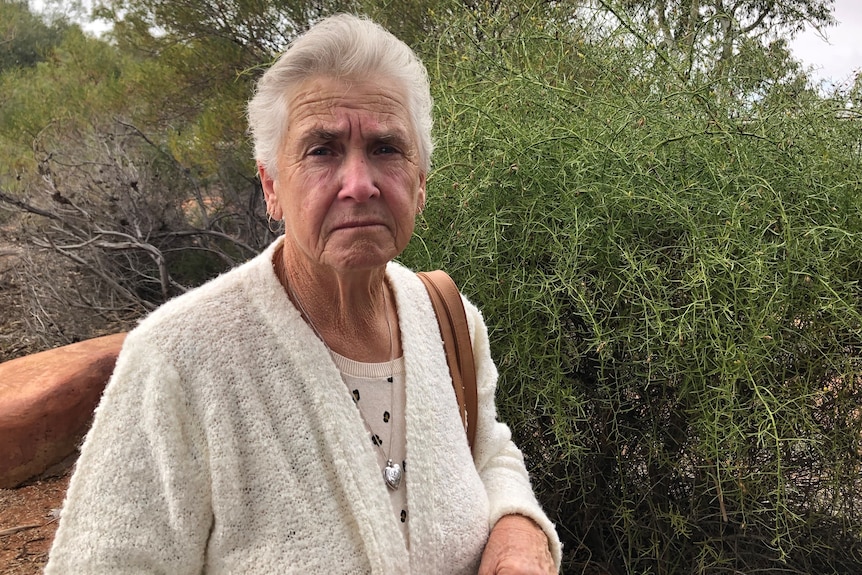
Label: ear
xmin=416 ymin=171 xmax=427 ymax=214
xmin=258 ymin=161 xmax=284 ymax=221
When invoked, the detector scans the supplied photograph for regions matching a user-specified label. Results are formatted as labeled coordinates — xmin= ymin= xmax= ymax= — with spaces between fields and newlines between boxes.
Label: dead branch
xmin=0 ymin=524 xmax=42 ymax=537
xmin=32 ymin=236 xmax=157 ymax=312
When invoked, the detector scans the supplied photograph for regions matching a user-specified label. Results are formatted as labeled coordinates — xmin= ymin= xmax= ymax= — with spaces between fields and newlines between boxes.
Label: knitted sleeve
xmin=464 ymin=298 xmax=564 ymax=570
xmin=45 ymin=331 xmax=212 ymax=574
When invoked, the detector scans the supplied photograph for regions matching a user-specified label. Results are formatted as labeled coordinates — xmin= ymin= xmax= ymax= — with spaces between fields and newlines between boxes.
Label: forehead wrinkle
xmin=286 ymin=76 xmax=418 ymax=151
xmin=300 ymin=118 xmax=412 ymax=148
xmin=291 ymin=86 xmax=407 ymax=122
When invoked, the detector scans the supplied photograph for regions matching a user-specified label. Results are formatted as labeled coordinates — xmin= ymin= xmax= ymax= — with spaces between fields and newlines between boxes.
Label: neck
xmin=273 ymin=242 xmax=401 ymax=362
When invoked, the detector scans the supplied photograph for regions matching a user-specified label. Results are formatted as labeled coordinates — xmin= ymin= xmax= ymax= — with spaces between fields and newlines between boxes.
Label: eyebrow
xmin=300 ymin=127 xmax=412 ymax=147
xmin=377 ymin=132 xmax=409 ymax=144
xmin=306 ymin=128 xmax=339 ymax=142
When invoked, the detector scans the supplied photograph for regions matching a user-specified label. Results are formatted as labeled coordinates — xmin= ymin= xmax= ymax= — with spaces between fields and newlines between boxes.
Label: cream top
xmin=330 ymin=352 xmax=409 ymax=546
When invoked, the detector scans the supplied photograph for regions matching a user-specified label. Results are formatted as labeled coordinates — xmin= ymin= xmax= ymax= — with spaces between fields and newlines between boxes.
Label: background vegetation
xmin=2 ymin=0 xmax=860 ymax=572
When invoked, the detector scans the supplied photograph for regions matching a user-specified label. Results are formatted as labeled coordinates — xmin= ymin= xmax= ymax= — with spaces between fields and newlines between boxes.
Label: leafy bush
xmin=403 ymin=14 xmax=862 ymax=574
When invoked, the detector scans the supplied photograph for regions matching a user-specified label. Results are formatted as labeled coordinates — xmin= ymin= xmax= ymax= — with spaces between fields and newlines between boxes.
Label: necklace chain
xmin=280 ymin=260 xmax=402 ymax=490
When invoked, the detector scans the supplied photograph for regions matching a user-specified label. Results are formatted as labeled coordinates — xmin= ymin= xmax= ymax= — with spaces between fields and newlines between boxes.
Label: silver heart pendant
xmin=383 ymin=459 xmax=402 ymax=490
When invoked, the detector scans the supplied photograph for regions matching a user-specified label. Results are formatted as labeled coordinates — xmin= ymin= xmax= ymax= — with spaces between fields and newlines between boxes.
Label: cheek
xmin=284 ymin=170 xmax=330 ymax=215
xmin=388 ymin=166 xmax=424 ymax=198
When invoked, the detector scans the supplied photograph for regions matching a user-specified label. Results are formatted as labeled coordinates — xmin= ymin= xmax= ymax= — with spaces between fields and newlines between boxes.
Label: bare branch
xmin=32 ymin=236 xmax=157 ymax=312
xmin=0 ymin=189 xmax=63 ymax=222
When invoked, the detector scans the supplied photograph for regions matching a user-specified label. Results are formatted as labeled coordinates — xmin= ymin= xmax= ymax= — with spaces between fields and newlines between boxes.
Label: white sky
xmin=789 ymin=0 xmax=862 ymax=89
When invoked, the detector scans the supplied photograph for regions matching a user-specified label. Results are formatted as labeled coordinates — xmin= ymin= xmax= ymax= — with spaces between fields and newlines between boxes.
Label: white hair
xmin=247 ymin=14 xmax=434 ymax=176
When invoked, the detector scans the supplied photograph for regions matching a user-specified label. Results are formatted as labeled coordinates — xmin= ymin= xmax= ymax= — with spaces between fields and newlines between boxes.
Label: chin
xmin=326 ymin=248 xmax=399 ymax=272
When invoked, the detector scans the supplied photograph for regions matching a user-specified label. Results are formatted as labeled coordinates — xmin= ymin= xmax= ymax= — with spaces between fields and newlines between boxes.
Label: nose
xmin=338 ymin=151 xmax=379 ymax=202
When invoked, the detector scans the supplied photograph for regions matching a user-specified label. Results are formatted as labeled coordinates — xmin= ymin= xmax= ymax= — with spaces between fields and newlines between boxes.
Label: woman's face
xmin=260 ymin=75 xmax=426 ymax=274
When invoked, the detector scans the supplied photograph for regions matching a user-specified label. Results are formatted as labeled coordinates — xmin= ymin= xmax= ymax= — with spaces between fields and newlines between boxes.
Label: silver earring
xmin=267 ymin=213 xmax=282 ymax=234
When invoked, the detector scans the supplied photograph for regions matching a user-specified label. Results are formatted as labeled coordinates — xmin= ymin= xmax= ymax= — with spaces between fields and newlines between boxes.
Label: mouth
xmin=333 ymin=220 xmax=387 ymax=231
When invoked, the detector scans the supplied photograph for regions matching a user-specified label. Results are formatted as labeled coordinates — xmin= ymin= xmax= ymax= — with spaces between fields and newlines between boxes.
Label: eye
xmin=308 ymin=146 xmax=333 ymax=156
xmin=375 ymin=145 xmax=400 ymax=155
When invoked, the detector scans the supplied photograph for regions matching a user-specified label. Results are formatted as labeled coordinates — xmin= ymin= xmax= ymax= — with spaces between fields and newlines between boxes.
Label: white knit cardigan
xmin=46 ymin=239 xmax=562 ymax=574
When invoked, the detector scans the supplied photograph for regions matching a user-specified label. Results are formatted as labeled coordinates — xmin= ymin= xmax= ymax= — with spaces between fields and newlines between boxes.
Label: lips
xmin=332 ymin=219 xmax=387 ymax=230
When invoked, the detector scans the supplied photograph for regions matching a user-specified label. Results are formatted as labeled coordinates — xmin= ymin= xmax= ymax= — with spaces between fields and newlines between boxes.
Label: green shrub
xmin=403 ymin=17 xmax=862 ymax=574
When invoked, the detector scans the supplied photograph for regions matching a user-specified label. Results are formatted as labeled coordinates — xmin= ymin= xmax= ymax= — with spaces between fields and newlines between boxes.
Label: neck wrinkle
xmin=273 ymin=240 xmax=398 ymax=362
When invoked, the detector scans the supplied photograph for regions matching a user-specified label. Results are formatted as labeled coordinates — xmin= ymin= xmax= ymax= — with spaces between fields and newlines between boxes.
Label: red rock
xmin=0 ymin=333 xmax=127 ymax=488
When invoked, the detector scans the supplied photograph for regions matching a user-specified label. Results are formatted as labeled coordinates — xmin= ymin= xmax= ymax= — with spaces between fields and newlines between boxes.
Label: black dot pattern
xmin=333 ymin=354 xmax=409 ymax=538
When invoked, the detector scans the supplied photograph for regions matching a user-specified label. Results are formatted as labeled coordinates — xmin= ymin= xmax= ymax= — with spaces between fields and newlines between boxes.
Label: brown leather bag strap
xmin=417 ymin=270 xmax=478 ymax=453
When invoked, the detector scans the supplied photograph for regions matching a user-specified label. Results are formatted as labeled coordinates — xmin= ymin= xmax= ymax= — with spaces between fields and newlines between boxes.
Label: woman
xmin=46 ymin=14 xmax=561 ymax=574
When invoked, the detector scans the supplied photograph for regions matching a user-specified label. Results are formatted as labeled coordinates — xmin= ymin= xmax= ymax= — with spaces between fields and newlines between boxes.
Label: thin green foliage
xmin=402 ymin=8 xmax=862 ymax=573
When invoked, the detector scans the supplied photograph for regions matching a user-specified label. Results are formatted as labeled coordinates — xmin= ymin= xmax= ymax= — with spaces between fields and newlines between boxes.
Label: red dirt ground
xmin=0 ymin=466 xmax=70 ymax=574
